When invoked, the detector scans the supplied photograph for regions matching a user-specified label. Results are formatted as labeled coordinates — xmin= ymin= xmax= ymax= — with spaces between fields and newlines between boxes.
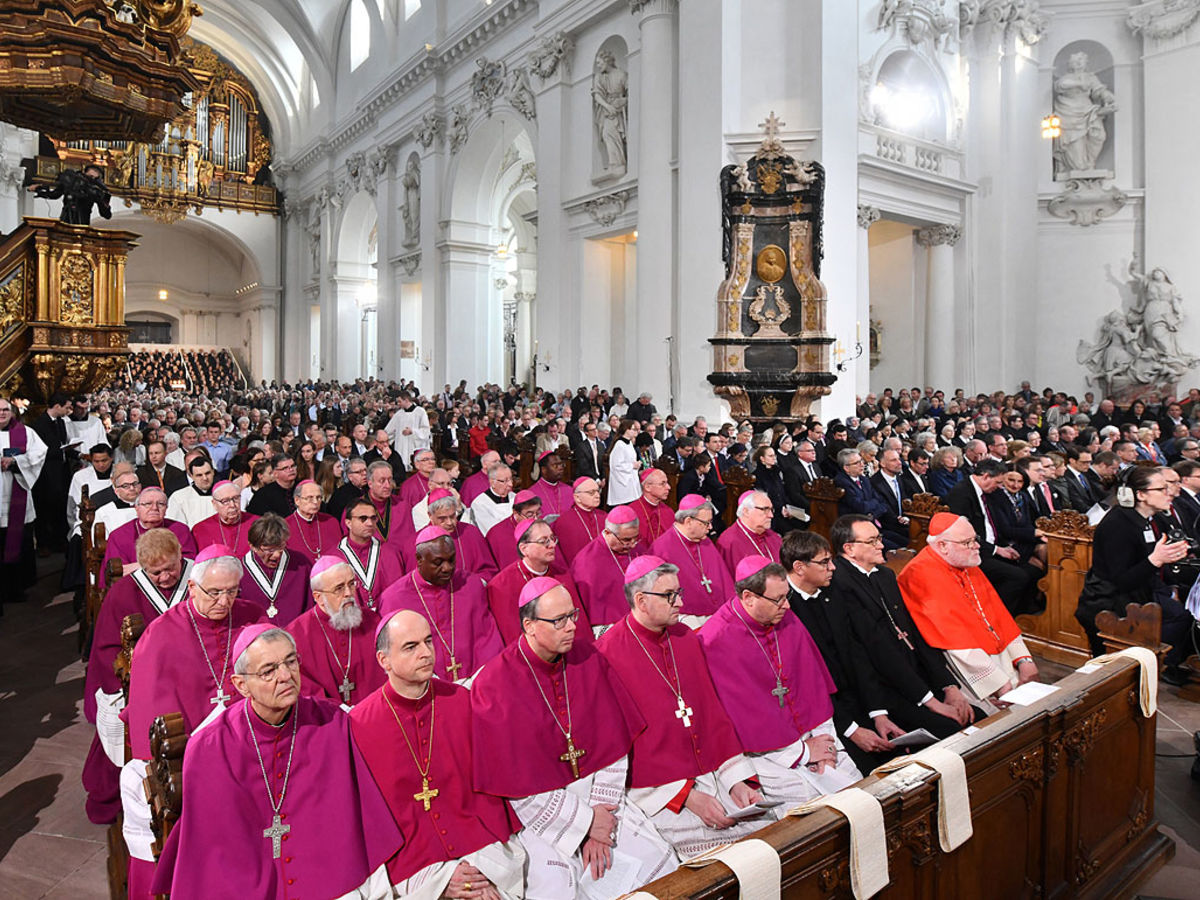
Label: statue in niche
xmin=401 ymin=155 xmax=420 ymax=248
xmin=592 ymin=50 xmax=628 ymax=177
xmin=1053 ymin=52 xmax=1117 ymax=178
xmin=1077 ymin=257 xmax=1198 ymax=396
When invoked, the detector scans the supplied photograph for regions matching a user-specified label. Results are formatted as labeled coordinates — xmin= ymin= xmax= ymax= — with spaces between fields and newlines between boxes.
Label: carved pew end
xmin=1095 ymin=603 xmax=1170 ymax=665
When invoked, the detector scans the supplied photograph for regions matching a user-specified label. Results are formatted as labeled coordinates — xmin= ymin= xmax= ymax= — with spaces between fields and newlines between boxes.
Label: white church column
xmin=330 ymin=271 xmax=365 ymax=383
xmin=374 ymin=150 xmax=399 ymax=381
xmin=817 ymin=0 xmax=860 ymax=419
xmin=439 ymin=229 xmax=494 ymax=389
xmin=1132 ymin=4 xmax=1200 ymax=355
xmin=856 ymin=206 xmax=880 ymax=397
xmin=917 ymin=224 xmax=961 ymax=393
xmin=675 ymin=0 xmax=726 ymax=420
xmin=632 ymin=0 xmax=677 ymax=405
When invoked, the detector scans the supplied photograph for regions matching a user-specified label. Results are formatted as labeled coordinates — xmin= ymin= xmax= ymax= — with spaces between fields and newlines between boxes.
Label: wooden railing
xmin=638 ymin=658 xmax=1172 ymax=899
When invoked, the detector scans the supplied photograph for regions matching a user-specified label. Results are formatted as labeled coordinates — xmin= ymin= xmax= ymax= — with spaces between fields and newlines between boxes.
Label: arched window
xmin=350 ymin=0 xmax=370 ymax=71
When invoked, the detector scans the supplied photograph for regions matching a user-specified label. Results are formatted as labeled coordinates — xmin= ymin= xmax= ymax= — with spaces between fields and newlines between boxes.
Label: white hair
xmin=737 ymin=491 xmax=768 ymax=517
xmin=233 ymin=628 xmax=296 ymax=676
xmin=191 ymin=554 xmax=245 ymax=585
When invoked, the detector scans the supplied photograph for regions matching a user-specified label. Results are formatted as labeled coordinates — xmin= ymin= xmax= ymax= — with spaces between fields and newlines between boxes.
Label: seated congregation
xmin=70 ymin=383 xmax=1198 ymax=900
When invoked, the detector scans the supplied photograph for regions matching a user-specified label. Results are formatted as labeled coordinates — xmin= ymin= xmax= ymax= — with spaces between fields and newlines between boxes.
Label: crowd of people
xmin=122 ymin=349 xmax=245 ymax=394
xmin=1 ymin=375 xmax=1198 ymax=899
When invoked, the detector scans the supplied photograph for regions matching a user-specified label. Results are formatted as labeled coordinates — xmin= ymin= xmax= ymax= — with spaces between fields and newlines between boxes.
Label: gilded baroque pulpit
xmin=709 ymin=113 xmax=835 ymax=424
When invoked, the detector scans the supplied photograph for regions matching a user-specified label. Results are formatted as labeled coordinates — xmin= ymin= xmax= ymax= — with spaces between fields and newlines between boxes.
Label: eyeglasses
xmin=138 ymin=500 xmax=168 ymax=509
xmin=318 ymin=577 xmax=359 ymax=595
xmin=196 ymin=583 xmax=240 ymax=601
xmin=350 ymin=514 xmax=379 ymax=522
xmin=693 ymin=517 xmax=714 ymax=530
xmin=213 ymin=496 xmax=240 ymax=506
xmin=1141 ymin=486 xmax=1168 ymax=493
xmin=576 ymin=487 xmax=601 ymax=495
xmin=248 ymin=654 xmax=302 ymax=681
xmin=752 ymin=591 xmax=790 ymax=607
xmin=849 ymin=536 xmax=884 ymax=546
xmin=529 ymin=535 xmax=559 ymax=546
xmin=115 ymin=480 xmax=141 ymax=490
xmin=752 ymin=505 xmax=773 ymax=513
xmin=532 ymin=609 xmax=580 ymax=630
xmin=942 ymin=537 xmax=980 ymax=547
xmin=805 ymin=556 xmax=836 ymax=568
xmin=641 ymin=589 xmax=684 ymax=605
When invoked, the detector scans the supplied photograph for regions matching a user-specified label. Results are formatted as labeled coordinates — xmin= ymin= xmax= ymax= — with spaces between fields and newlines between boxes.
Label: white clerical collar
xmin=848 ymin=558 xmax=876 ymax=576
xmin=785 ymin=573 xmax=819 ymax=600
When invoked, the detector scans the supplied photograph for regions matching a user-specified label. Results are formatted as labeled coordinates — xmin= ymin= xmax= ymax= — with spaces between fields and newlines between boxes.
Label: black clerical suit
xmin=246 ymin=482 xmax=296 ymax=517
xmin=136 ymin=463 xmax=188 ymax=497
xmin=829 ymin=558 xmax=965 ymax=740
xmin=326 ymin=481 xmax=366 ymax=522
xmin=573 ymin=437 xmax=605 ymax=481
xmin=787 ymin=580 xmax=893 ymax=773
xmin=362 ymin=448 xmax=406 ymax=485
xmin=945 ymin=477 xmax=1041 ymax=615
xmin=899 ymin=468 xmax=931 ymax=499
xmin=1175 ymin=489 xmax=1200 ymax=536
xmin=30 ymin=412 xmax=70 ymax=552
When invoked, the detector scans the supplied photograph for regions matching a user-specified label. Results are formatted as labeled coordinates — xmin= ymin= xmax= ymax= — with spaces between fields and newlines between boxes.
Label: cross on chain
xmin=263 ymin=814 xmax=290 ymax=859
xmin=413 ymin=777 xmax=439 ymax=811
xmin=211 ymin=687 xmax=231 ymax=706
xmin=445 ymin=656 xmax=463 ymax=680
xmin=339 ymin=675 xmax=356 ymax=705
xmin=675 ymin=696 xmax=694 ymax=728
xmin=559 ymin=736 xmax=587 ymax=780
xmin=771 ymin=678 xmax=790 ymax=708
xmin=896 ymin=629 xmax=914 ymax=651
xmin=699 ymin=574 xmax=713 ymax=593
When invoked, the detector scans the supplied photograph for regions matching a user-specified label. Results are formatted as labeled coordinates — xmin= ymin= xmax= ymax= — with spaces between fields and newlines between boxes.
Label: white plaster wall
xmin=867 ymin=220 xmax=920 ymax=392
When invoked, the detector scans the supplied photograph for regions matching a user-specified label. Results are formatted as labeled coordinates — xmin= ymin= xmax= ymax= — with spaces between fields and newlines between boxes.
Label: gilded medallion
xmin=755 ymin=244 xmax=787 ymax=284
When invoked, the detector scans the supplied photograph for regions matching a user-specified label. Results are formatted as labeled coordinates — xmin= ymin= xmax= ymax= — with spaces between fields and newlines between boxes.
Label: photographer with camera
xmin=1076 ymin=466 xmax=1197 ymax=685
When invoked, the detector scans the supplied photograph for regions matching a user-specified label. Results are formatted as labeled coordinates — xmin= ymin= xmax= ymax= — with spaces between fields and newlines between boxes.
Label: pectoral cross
xmin=446 ymin=656 xmax=462 ymax=679
xmin=699 ymin=574 xmax=713 ymax=593
xmin=771 ymin=678 xmax=790 ymax=708
xmin=675 ymin=696 xmax=693 ymax=728
xmin=339 ymin=675 xmax=356 ymax=704
xmin=267 ymin=603 xmax=278 ymax=619
xmin=896 ymin=629 xmax=914 ymax=651
xmin=263 ymin=814 xmax=290 ymax=859
xmin=211 ymin=687 xmax=230 ymax=706
xmin=413 ymin=777 xmax=439 ymax=811
xmin=559 ymin=735 xmax=587 ymax=779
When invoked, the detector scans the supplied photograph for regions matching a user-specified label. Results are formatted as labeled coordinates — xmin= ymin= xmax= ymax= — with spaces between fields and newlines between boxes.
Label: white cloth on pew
xmin=95 ymin=687 xmax=126 ymax=767
xmin=682 ymin=837 xmax=781 ymax=900
xmin=872 ymin=745 xmax=973 ymax=852
xmin=1080 ymin=647 xmax=1158 ymax=717
xmin=789 ymin=787 xmax=888 ymax=899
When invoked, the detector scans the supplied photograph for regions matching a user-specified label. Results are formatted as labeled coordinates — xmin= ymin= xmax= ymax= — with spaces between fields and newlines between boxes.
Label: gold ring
xmin=465 ymin=883 xmax=472 ymax=892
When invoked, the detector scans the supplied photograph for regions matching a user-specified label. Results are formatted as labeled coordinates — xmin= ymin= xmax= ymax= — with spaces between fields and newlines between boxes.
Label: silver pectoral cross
xmin=263 ymin=813 xmax=290 ymax=859
xmin=699 ymin=574 xmax=713 ymax=593
xmin=211 ymin=687 xmax=231 ymax=706
xmin=339 ymin=675 xmax=356 ymax=704
xmin=772 ymin=678 xmax=790 ymax=707
xmin=675 ymin=696 xmax=694 ymax=728
xmin=896 ymin=629 xmax=915 ymax=651
xmin=267 ymin=603 xmax=278 ymax=619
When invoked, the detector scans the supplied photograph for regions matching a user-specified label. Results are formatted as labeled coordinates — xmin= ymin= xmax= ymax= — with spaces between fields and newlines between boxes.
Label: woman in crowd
xmin=929 ymin=445 xmax=964 ymax=498
xmin=292 ymin=439 xmax=316 ymax=482
xmin=314 ymin=456 xmax=343 ymax=505
xmin=752 ymin=444 xmax=793 ymax=535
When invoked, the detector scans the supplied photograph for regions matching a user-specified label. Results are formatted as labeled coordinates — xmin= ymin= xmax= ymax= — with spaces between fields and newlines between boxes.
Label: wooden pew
xmin=102 ymin=576 xmax=134 ymax=900
xmin=721 ymin=466 xmax=754 ymax=529
xmin=658 ymin=455 xmax=681 ymax=509
xmin=146 ymin=712 xmax=188 ymax=869
xmin=902 ymin=492 xmax=946 ymax=552
xmin=556 ymin=444 xmax=575 ymax=484
xmin=1095 ymin=602 xmax=1172 ymax=663
xmin=637 ymin=658 xmax=1173 ymax=899
xmin=1015 ymin=510 xmax=1096 ymax=667
xmin=516 ymin=437 xmax=534 ymax=490
xmin=801 ymin=477 xmax=844 ymax=543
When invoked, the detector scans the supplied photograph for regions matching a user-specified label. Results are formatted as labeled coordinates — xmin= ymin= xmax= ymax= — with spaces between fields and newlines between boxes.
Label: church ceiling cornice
xmin=281 ymin=0 xmax=537 ymax=175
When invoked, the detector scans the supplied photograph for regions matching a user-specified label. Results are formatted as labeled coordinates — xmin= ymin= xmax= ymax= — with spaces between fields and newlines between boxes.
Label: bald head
xmin=376 ymin=609 xmax=430 ymax=654
xmin=376 ymin=610 xmax=436 ymax=693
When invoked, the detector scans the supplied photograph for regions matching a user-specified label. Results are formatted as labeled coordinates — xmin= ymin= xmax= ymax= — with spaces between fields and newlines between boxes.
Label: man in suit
xmin=961 ymin=439 xmax=987 ymax=476
xmin=782 ymin=529 xmax=901 ymax=773
xmin=1059 ymin=446 xmax=1098 ymax=513
xmin=362 ymin=429 xmax=406 ymax=484
xmin=137 ymin=439 xmax=188 ymax=496
xmin=900 ymin=449 xmax=932 ymax=497
xmin=1017 ymin=455 xmax=1065 ymax=519
xmin=869 ymin=448 xmax=911 ymax=546
xmin=572 ymin=419 xmax=606 ymax=482
xmin=1174 ymin=460 xmax=1200 ymax=535
xmin=826 ymin=515 xmax=975 ymax=741
xmin=30 ymin=391 xmax=73 ymax=554
xmin=833 ymin=448 xmax=904 ymax=551
xmin=944 ymin=458 xmax=1041 ymax=615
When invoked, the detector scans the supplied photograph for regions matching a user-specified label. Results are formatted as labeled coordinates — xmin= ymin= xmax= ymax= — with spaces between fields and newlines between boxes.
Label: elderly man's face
xmin=574 ymin=479 xmax=601 ymax=511
xmin=312 ymin=564 xmax=359 ymax=616
xmin=522 ymin=585 xmax=578 ymax=657
xmin=642 ymin=471 xmax=670 ymax=503
xmin=415 ymin=537 xmax=456 ymax=586
xmin=739 ymin=491 xmax=774 ymax=534
xmin=135 ymin=490 xmax=168 ymax=526
xmin=636 ymin=572 xmax=683 ymax=630
xmin=489 ymin=468 xmax=513 ymax=498
xmin=189 ymin=564 xmax=240 ymax=620
xmin=347 ymin=462 xmax=367 ymax=487
xmin=414 ymin=452 xmax=437 ymax=476
xmin=113 ymin=473 xmax=142 ymax=504
xmin=232 ymin=635 xmax=301 ymax=712
xmin=142 ymin=554 xmax=183 ymax=592
xmin=521 ymin=522 xmax=558 ymax=570
xmin=251 ymin=540 xmax=287 ymax=569
xmin=368 ymin=468 xmax=394 ymax=501
xmin=213 ymin=486 xmax=242 ymax=522
xmin=933 ymin=519 xmax=982 ymax=568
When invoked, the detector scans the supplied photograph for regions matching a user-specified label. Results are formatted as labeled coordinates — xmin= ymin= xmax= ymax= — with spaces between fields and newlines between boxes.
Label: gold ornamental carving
xmin=748 ymin=285 xmax=791 ymax=337
xmin=58 ymin=253 xmax=96 ymax=325
xmin=718 ymin=224 xmax=755 ymax=304
xmin=137 ymin=0 xmax=204 ymax=39
xmin=760 ymin=395 xmax=779 ymax=418
xmin=755 ymin=245 xmax=787 ymax=284
xmin=0 ymin=261 xmax=25 ymax=335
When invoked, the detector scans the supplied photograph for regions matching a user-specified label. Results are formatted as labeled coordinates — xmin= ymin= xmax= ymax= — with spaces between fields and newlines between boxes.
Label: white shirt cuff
xmin=918 ymin=691 xmax=935 ymax=706
xmin=868 ymin=709 xmax=887 ymax=719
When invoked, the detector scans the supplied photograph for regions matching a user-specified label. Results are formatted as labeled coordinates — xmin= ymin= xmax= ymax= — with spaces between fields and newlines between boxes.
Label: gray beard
xmin=329 ymin=603 xmax=363 ymax=631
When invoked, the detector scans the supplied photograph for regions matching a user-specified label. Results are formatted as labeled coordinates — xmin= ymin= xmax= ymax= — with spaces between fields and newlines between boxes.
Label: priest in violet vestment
xmin=472 ymin=576 xmax=678 ymax=898
xmin=698 ymin=556 xmax=862 ymax=809
xmin=152 ymin=624 xmax=401 ymax=899
xmin=596 ymin=557 xmax=767 ymax=858
xmin=352 ymin=610 xmax=527 ymax=898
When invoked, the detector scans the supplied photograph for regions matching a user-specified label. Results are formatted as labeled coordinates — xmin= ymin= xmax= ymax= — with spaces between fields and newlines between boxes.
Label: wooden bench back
xmin=802 ymin=476 xmax=844 ymax=542
xmin=147 ymin=712 xmax=189 ymax=862
xmin=1015 ymin=510 xmax=1095 ymax=666
xmin=721 ymin=466 xmax=754 ymax=529
xmin=903 ymin=492 xmax=947 ymax=551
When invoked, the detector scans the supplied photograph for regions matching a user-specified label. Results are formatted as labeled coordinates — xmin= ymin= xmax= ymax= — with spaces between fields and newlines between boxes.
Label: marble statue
xmin=1078 ymin=258 xmax=1198 ymax=396
xmin=401 ymin=155 xmax=420 ymax=248
xmin=1053 ymin=52 xmax=1116 ymax=178
xmin=592 ymin=50 xmax=628 ymax=176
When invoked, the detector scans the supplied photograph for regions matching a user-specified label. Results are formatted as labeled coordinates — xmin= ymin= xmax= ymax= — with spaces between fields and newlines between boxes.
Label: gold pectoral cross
xmin=445 ymin=656 xmax=462 ymax=679
xmin=559 ymin=735 xmax=586 ymax=779
xmin=413 ymin=777 xmax=439 ymax=811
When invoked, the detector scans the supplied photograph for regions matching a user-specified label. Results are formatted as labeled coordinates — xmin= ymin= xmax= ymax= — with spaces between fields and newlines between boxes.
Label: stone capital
xmin=915 ymin=224 xmax=962 ymax=247
xmin=857 ymin=205 xmax=881 ymax=230
xmin=1127 ymin=0 xmax=1200 ymax=41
